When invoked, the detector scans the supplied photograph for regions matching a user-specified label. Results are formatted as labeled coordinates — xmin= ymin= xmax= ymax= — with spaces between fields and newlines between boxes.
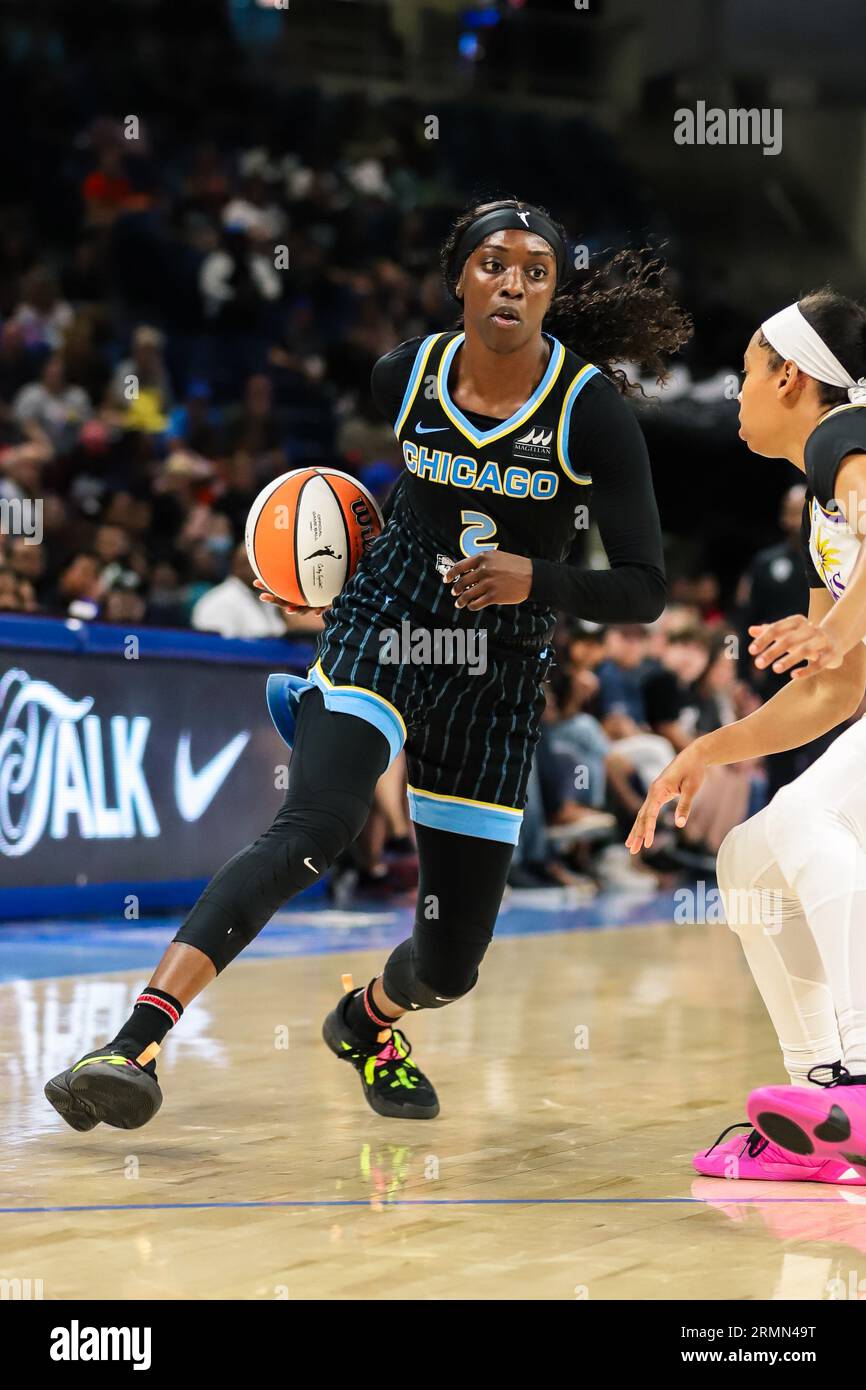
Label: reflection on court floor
xmin=2 ymin=893 xmax=865 ymax=1301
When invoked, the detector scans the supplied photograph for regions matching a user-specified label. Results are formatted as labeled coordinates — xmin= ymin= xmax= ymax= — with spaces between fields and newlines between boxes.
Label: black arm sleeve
xmin=529 ymin=383 xmax=667 ymax=622
xmin=370 ymin=338 xmax=424 ymax=428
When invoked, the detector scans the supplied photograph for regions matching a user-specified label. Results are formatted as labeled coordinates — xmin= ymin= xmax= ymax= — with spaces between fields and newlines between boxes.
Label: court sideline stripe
xmin=0 ymin=1196 xmax=855 ymax=1213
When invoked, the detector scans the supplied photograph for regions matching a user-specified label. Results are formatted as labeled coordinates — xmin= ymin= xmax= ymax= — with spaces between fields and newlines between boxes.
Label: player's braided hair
xmin=759 ymin=287 xmax=866 ymax=407
xmin=440 ymin=197 xmax=693 ymax=396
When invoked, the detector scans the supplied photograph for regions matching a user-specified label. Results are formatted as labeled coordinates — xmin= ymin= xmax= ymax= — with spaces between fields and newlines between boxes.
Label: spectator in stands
xmin=737 ymin=484 xmax=809 ymax=700
xmin=168 ymin=381 xmax=223 ymax=459
xmin=0 ymin=566 xmax=38 ymax=612
xmin=145 ymin=561 xmax=187 ymax=628
xmin=199 ymin=225 xmax=282 ymax=384
xmin=0 ymin=437 xmax=51 ymax=510
xmin=81 ymin=144 xmax=138 ymax=225
xmin=191 ymin=541 xmax=290 ymax=639
xmin=105 ymin=326 xmax=173 ymax=433
xmin=694 ymin=631 xmax=741 ymax=734
xmin=102 ymin=582 xmax=146 ymax=625
xmin=13 ymin=353 xmax=92 ymax=454
xmin=6 ymin=536 xmax=47 ymax=605
xmin=52 ymin=551 xmax=105 ymax=620
xmin=10 ymin=268 xmax=74 ymax=352
xmin=641 ymin=627 xmax=710 ymax=750
xmin=0 ymin=321 xmax=37 ymax=399
xmin=593 ymin=624 xmax=649 ymax=733
xmin=220 ymin=373 xmax=287 ymax=484
xmin=543 ymin=664 xmax=614 ymax=820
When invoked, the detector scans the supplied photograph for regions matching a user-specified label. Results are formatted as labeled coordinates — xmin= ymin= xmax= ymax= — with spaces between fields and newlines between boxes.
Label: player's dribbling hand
xmin=625 ymin=744 xmax=709 ymax=854
xmin=445 ymin=552 xmax=533 ymax=609
xmin=748 ymin=616 xmax=843 ymax=679
xmin=253 ymin=578 xmax=328 ymax=617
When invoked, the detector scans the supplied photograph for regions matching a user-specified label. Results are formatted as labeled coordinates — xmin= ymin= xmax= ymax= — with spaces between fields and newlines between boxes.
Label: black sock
xmin=344 ymin=979 xmax=399 ymax=1044
xmin=111 ymin=988 xmax=184 ymax=1056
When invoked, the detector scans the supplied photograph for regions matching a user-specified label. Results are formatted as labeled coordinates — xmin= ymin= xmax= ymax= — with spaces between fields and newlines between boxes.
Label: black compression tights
xmin=174 ymin=686 xmax=514 ymax=1003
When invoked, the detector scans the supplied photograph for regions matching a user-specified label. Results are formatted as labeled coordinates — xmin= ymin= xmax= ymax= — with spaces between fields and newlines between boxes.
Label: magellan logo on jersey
xmin=512 ymin=426 xmax=553 ymax=460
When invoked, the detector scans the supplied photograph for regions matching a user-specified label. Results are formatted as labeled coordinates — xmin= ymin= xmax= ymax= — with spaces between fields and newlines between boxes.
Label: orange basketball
xmin=245 ymin=467 xmax=384 ymax=607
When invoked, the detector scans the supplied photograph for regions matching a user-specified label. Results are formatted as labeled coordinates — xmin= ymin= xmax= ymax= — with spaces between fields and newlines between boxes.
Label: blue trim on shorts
xmin=267 ymin=669 xmax=405 ymax=767
xmin=308 ymin=665 xmax=405 ymax=767
xmin=407 ymin=787 xmax=523 ymax=844
xmin=266 ymin=672 xmax=314 ymax=748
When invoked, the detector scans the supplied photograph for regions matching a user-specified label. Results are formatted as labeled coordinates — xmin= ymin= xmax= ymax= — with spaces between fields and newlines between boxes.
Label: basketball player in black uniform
xmin=45 ymin=200 xmax=690 ymax=1130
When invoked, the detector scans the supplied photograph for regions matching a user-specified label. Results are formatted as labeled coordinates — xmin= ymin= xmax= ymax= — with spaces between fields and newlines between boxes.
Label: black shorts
xmin=308 ymin=510 xmax=554 ymax=844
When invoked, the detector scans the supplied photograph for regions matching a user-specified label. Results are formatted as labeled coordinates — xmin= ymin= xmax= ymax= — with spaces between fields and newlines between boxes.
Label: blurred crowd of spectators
xmin=0 ymin=85 xmax=835 ymax=900
xmin=0 ymin=75 xmax=756 ymax=636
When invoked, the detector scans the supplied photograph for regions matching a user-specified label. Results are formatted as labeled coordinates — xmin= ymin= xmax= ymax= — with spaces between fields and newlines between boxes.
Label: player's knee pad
xmin=174 ymin=826 xmax=331 ymax=971
xmin=382 ymin=938 xmax=479 ymax=1011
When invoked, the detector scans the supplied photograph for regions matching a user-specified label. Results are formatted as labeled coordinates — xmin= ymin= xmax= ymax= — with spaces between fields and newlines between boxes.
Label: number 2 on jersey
xmin=459 ymin=510 xmax=498 ymax=557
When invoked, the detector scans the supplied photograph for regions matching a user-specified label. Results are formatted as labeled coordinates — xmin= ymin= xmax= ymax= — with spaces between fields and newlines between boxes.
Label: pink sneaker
xmin=748 ymin=1065 xmax=866 ymax=1175
xmin=693 ymin=1120 xmax=866 ymax=1183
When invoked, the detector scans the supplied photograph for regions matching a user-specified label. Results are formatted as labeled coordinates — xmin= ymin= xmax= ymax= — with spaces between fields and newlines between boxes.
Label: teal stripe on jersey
xmin=438 ymin=332 xmax=565 ymax=447
xmin=393 ymin=333 xmax=440 ymax=434
xmin=560 ymin=366 xmax=600 ymax=481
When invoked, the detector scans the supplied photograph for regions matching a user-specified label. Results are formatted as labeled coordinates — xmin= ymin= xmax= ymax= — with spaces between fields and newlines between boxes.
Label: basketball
xmin=244 ymin=467 xmax=384 ymax=608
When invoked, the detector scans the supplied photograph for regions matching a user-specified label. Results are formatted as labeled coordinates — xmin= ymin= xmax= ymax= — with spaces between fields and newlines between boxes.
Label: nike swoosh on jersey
xmin=304 ymin=856 xmax=319 ymax=875
xmin=174 ymin=731 xmax=250 ymax=822
xmin=415 ymin=422 xmax=449 ymax=434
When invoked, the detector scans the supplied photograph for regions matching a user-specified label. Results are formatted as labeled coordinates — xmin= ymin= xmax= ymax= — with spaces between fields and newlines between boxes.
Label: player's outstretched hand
xmin=748 ymin=616 xmax=843 ymax=679
xmin=626 ymin=744 xmax=709 ymax=855
xmin=253 ymin=578 xmax=328 ymax=617
xmin=445 ymin=552 xmax=533 ymax=609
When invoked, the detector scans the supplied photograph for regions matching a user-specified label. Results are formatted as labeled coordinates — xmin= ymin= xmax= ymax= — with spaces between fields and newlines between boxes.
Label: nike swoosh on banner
xmin=174 ymin=731 xmax=250 ymax=822
xmin=415 ymin=422 xmax=449 ymax=433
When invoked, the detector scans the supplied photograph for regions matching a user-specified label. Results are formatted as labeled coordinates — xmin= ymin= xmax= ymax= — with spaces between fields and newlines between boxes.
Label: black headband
xmin=450 ymin=206 xmax=569 ymax=292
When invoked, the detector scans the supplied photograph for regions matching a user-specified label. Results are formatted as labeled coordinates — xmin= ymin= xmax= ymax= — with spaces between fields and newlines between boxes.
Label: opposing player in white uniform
xmin=628 ymin=289 xmax=866 ymax=1183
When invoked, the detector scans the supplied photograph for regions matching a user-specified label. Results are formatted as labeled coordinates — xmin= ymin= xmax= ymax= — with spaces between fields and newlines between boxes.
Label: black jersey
xmin=800 ymin=403 xmax=866 ymax=612
xmin=371 ymin=330 xmax=665 ymax=626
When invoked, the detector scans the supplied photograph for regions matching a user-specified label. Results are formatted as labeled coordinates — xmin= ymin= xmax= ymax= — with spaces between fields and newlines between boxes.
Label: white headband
xmin=761 ymin=303 xmax=866 ymax=404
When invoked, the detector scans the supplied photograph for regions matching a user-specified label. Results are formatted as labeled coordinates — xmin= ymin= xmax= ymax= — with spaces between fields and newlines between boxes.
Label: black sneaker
xmin=44 ymin=1042 xmax=163 ymax=1131
xmin=322 ymin=987 xmax=439 ymax=1119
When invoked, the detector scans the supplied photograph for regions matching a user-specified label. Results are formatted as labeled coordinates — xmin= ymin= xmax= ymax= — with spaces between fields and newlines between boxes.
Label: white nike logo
xmin=304 ymin=856 xmax=319 ymax=875
xmin=174 ymin=731 xmax=250 ymax=822
xmin=415 ymin=422 xmax=448 ymax=434
xmin=517 ymin=210 xmax=530 ymax=227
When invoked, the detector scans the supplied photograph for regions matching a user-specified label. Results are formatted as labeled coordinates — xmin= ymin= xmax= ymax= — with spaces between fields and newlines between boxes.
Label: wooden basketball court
xmin=3 ymin=914 xmax=864 ymax=1302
